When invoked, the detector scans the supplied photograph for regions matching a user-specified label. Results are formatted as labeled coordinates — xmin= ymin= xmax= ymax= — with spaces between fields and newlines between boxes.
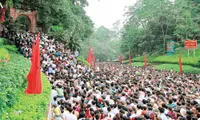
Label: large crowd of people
xmin=1 ymin=31 xmax=200 ymax=120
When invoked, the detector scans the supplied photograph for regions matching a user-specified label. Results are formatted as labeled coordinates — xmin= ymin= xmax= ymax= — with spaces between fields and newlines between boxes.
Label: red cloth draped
xmin=119 ymin=55 xmax=123 ymax=64
xmin=87 ymin=46 xmax=93 ymax=67
xmin=144 ymin=54 xmax=147 ymax=68
xmin=0 ymin=8 xmax=6 ymax=22
xmin=25 ymin=33 xmax=42 ymax=94
xmin=178 ymin=54 xmax=182 ymax=74
xmin=129 ymin=55 xmax=132 ymax=65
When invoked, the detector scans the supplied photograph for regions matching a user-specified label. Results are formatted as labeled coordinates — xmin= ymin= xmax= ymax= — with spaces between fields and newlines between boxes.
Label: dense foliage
xmin=80 ymin=26 xmax=121 ymax=61
xmin=121 ymin=0 xmax=200 ymax=56
xmin=0 ymin=39 xmax=51 ymax=119
xmin=0 ymin=48 xmax=30 ymax=116
xmin=77 ymin=56 xmax=90 ymax=67
xmin=1 ymin=73 xmax=51 ymax=120
xmin=3 ymin=0 xmax=94 ymax=52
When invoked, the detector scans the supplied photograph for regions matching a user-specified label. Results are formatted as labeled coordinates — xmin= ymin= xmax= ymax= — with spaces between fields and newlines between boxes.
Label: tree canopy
xmin=80 ymin=26 xmax=121 ymax=61
xmin=4 ymin=0 xmax=94 ymax=52
xmin=121 ymin=0 xmax=200 ymax=57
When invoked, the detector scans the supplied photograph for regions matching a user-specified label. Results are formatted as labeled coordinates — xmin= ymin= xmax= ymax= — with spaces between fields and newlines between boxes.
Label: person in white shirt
xmin=63 ymin=107 xmax=77 ymax=120
xmin=120 ymin=93 xmax=126 ymax=103
xmin=159 ymin=107 xmax=168 ymax=120
xmin=111 ymin=104 xmax=119 ymax=115
xmin=51 ymin=86 xmax=58 ymax=104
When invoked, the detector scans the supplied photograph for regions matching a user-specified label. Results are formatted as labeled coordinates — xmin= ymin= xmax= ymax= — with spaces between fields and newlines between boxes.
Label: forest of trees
xmin=80 ymin=26 xmax=121 ymax=61
xmin=2 ymin=0 xmax=200 ymax=61
xmin=121 ymin=0 xmax=200 ymax=57
xmin=3 ymin=0 xmax=94 ymax=52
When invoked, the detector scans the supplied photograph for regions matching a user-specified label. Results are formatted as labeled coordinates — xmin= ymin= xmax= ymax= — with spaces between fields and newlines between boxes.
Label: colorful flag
xmin=87 ymin=46 xmax=93 ymax=67
xmin=25 ymin=33 xmax=42 ymax=94
xmin=144 ymin=54 xmax=147 ymax=68
xmin=178 ymin=54 xmax=182 ymax=74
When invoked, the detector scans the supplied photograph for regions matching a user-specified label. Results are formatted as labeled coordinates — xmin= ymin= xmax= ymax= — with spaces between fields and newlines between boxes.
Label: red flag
xmin=119 ymin=55 xmax=123 ymax=64
xmin=0 ymin=8 xmax=6 ymax=22
xmin=144 ymin=54 xmax=147 ymax=68
xmin=129 ymin=55 xmax=132 ymax=65
xmin=178 ymin=54 xmax=182 ymax=74
xmin=87 ymin=46 xmax=93 ymax=67
xmin=93 ymin=56 xmax=96 ymax=71
xmin=25 ymin=33 xmax=42 ymax=94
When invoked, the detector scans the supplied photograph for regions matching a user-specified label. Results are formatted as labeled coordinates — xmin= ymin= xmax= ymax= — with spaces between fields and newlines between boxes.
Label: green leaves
xmin=0 ymin=44 xmax=30 ymax=116
xmin=121 ymin=0 xmax=200 ymax=56
xmin=1 ymin=73 xmax=51 ymax=120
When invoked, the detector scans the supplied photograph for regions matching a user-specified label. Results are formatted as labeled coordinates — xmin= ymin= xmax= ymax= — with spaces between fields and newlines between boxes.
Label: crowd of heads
xmin=1 ymin=31 xmax=200 ymax=120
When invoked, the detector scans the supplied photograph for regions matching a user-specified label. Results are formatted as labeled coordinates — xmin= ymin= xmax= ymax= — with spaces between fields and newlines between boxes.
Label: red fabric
xmin=178 ymin=54 xmax=182 ymax=74
xmin=85 ymin=108 xmax=92 ymax=118
xmin=93 ymin=56 xmax=96 ymax=71
xmin=119 ymin=55 xmax=123 ymax=64
xmin=25 ymin=33 xmax=42 ymax=94
xmin=129 ymin=55 xmax=132 ymax=65
xmin=87 ymin=47 xmax=93 ymax=67
xmin=0 ymin=8 xmax=6 ymax=22
xmin=144 ymin=54 xmax=147 ymax=68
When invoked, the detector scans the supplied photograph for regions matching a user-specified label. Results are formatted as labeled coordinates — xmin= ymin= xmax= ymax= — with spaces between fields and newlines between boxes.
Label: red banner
xmin=184 ymin=40 xmax=197 ymax=49
xmin=25 ymin=33 xmax=42 ymax=94
xmin=129 ymin=55 xmax=132 ymax=65
xmin=119 ymin=56 xmax=123 ymax=64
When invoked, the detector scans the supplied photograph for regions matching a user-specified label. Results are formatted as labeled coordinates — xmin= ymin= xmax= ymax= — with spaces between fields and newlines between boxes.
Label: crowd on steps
xmin=1 ymin=31 xmax=200 ymax=120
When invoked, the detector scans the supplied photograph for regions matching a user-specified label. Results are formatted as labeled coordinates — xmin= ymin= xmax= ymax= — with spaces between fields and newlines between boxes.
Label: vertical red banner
xmin=87 ymin=47 xmax=93 ymax=67
xmin=178 ymin=54 xmax=183 ymax=74
xmin=25 ymin=32 xmax=42 ymax=94
xmin=119 ymin=55 xmax=123 ymax=64
xmin=129 ymin=55 xmax=132 ymax=65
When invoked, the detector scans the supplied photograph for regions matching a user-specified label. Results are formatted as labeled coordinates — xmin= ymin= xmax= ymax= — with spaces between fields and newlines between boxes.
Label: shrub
xmin=1 ymin=73 xmax=51 ymax=120
xmin=77 ymin=56 xmax=90 ymax=67
xmin=0 ymin=53 xmax=30 ymax=116
xmin=0 ymin=47 xmax=9 ymax=60
xmin=3 ymin=45 xmax=18 ymax=53
xmin=0 ymin=38 xmax=4 ymax=45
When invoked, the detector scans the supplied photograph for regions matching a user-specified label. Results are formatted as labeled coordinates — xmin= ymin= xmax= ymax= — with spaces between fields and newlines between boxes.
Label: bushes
xmin=1 ymin=73 xmax=51 ymax=120
xmin=0 ymin=53 xmax=30 ymax=116
xmin=155 ymin=64 xmax=200 ymax=74
xmin=77 ymin=56 xmax=90 ymax=67
xmin=0 ymin=47 xmax=9 ymax=59
xmin=3 ymin=45 xmax=18 ymax=53
xmin=0 ymin=38 xmax=51 ymax=119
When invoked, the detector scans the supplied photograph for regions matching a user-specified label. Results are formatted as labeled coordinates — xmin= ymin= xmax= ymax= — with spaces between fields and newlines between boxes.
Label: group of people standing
xmin=1 ymin=31 xmax=200 ymax=120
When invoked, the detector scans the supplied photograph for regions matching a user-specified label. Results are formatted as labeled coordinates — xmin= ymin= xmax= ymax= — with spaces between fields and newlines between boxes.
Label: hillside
xmin=0 ymin=38 xmax=51 ymax=119
xmin=123 ymin=47 xmax=200 ymax=74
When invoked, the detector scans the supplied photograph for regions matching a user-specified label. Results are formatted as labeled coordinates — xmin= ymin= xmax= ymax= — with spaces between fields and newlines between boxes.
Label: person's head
xmin=53 ymin=96 xmax=57 ymax=101
xmin=107 ymin=107 xmax=111 ymax=112
xmin=158 ymin=107 xmax=165 ymax=113
xmin=169 ymin=99 xmax=173 ymax=104
xmin=68 ymin=107 xmax=73 ymax=113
